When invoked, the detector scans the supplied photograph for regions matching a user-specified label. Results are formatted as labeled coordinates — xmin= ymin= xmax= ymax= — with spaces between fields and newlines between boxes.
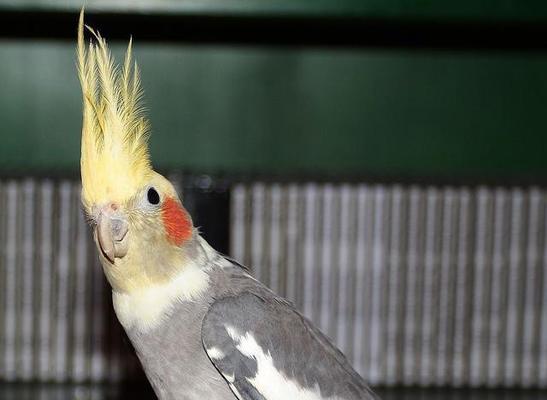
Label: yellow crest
xmin=77 ymin=11 xmax=152 ymax=209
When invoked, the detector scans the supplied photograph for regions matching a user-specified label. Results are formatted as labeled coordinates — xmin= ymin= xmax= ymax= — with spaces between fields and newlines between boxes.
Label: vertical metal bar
xmin=91 ymin=242 xmax=106 ymax=382
xmin=342 ymin=186 xmax=359 ymax=365
xmin=54 ymin=181 xmax=72 ymax=382
xmin=311 ymin=185 xmax=325 ymax=326
xmin=328 ymin=186 xmax=342 ymax=341
xmin=277 ymin=186 xmax=289 ymax=299
xmin=72 ymin=183 xmax=89 ymax=382
xmin=230 ymin=184 xmax=246 ymax=263
xmin=284 ymin=184 xmax=299 ymax=305
xmin=20 ymin=180 xmax=35 ymax=380
xmin=242 ymin=185 xmax=253 ymax=269
xmin=353 ymin=185 xmax=368 ymax=376
xmin=250 ymin=184 xmax=265 ymax=282
xmin=452 ymin=188 xmax=474 ymax=386
xmin=268 ymin=184 xmax=282 ymax=295
xmin=532 ymin=190 xmax=546 ymax=387
xmin=336 ymin=184 xmax=352 ymax=354
xmin=421 ymin=187 xmax=442 ymax=385
xmin=504 ymin=188 xmax=527 ymax=385
xmin=368 ymin=185 xmax=389 ymax=384
xmin=65 ymin=183 xmax=79 ymax=380
xmin=261 ymin=186 xmax=273 ymax=289
xmin=436 ymin=187 xmax=458 ymax=385
xmin=403 ymin=186 xmax=425 ymax=385
xmin=0 ymin=181 xmax=5 ymax=379
xmin=345 ymin=186 xmax=359 ymax=365
xmin=31 ymin=181 xmax=42 ymax=381
xmin=107 ymin=310 xmax=123 ymax=383
xmin=521 ymin=188 xmax=543 ymax=387
xmin=319 ymin=184 xmax=336 ymax=336
xmin=14 ymin=181 xmax=24 ymax=380
xmin=362 ymin=184 xmax=377 ymax=380
xmin=294 ymin=186 xmax=306 ymax=313
xmin=4 ymin=181 xmax=18 ymax=381
xmin=385 ymin=185 xmax=405 ymax=385
xmin=539 ymin=193 xmax=547 ymax=387
xmin=487 ymin=188 xmax=510 ymax=387
xmin=302 ymin=183 xmax=318 ymax=320
xmin=38 ymin=180 xmax=53 ymax=381
xmin=470 ymin=187 xmax=494 ymax=386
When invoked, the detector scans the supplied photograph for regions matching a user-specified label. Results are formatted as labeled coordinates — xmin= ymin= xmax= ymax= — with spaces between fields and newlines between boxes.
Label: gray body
xmin=124 ymin=251 xmax=378 ymax=400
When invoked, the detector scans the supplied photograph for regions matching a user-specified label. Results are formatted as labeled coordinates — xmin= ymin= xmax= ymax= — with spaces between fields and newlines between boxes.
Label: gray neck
xmin=125 ymin=289 xmax=234 ymax=400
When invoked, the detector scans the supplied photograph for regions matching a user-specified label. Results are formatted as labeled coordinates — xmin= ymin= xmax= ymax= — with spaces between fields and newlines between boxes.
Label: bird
xmin=76 ymin=11 xmax=379 ymax=400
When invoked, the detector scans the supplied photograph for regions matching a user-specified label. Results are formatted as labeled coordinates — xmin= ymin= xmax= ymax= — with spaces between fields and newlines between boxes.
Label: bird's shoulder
xmin=201 ymin=258 xmax=378 ymax=400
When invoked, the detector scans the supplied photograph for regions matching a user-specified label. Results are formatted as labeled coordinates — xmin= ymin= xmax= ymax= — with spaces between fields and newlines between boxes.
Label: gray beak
xmin=96 ymin=209 xmax=129 ymax=264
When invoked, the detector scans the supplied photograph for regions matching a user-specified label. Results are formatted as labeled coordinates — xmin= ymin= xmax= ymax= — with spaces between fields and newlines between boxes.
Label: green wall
xmin=1 ymin=39 xmax=547 ymax=179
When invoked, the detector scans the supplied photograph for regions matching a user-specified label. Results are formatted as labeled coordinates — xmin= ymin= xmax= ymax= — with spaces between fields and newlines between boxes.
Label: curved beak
xmin=95 ymin=206 xmax=129 ymax=264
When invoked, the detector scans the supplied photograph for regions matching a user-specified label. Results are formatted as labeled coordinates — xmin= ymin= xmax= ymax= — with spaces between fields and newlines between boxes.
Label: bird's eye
xmin=147 ymin=187 xmax=160 ymax=205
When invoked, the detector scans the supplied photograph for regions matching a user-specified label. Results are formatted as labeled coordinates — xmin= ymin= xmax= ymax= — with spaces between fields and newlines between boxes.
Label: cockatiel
xmin=77 ymin=11 xmax=379 ymax=400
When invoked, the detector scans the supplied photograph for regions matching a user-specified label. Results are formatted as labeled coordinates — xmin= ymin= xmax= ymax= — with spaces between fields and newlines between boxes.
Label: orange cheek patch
xmin=161 ymin=197 xmax=192 ymax=245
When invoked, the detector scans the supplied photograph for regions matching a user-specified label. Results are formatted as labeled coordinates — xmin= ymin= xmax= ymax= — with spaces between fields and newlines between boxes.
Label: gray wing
xmin=201 ymin=282 xmax=379 ymax=400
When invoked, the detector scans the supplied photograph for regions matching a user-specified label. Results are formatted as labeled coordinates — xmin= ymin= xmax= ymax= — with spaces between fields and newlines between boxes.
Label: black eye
xmin=147 ymin=187 xmax=160 ymax=205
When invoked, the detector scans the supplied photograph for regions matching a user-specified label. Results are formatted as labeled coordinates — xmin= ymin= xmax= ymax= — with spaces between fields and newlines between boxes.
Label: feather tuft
xmin=77 ymin=10 xmax=152 ymax=209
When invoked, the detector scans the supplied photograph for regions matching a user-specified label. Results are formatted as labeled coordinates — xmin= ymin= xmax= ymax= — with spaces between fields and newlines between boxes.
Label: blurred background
xmin=1 ymin=1 xmax=547 ymax=399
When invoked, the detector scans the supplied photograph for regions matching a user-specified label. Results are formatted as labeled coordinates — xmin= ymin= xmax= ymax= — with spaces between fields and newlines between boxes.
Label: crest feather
xmin=77 ymin=10 xmax=152 ymax=209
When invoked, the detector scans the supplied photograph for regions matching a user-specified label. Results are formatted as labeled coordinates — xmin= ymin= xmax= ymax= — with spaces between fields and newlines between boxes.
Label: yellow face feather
xmin=77 ymin=10 xmax=152 ymax=210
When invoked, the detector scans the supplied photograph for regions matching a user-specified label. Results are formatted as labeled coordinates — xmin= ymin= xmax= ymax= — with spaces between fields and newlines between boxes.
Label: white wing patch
xmin=224 ymin=325 xmax=339 ymax=400
xmin=206 ymin=346 xmax=226 ymax=360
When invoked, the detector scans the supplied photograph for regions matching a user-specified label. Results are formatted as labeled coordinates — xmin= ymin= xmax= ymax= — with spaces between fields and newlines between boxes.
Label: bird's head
xmin=77 ymin=12 xmax=194 ymax=293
